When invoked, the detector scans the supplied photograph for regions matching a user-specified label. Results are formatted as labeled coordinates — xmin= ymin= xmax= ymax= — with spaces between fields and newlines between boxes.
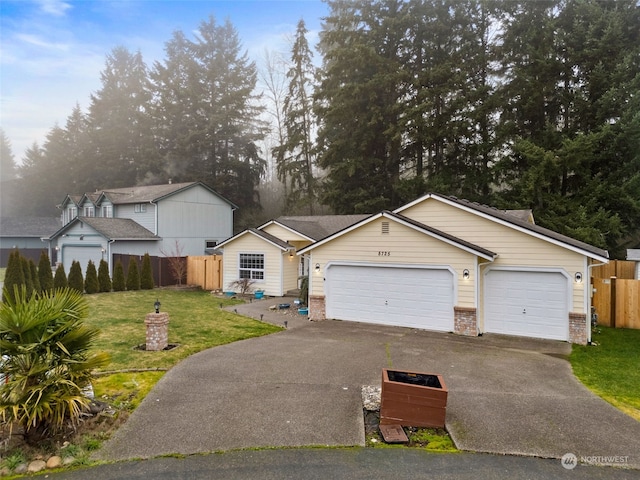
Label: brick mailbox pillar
xmin=144 ymin=312 xmax=169 ymax=351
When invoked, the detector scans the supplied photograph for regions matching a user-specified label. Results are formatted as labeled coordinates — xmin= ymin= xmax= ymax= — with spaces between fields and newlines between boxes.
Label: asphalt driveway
xmin=97 ymin=300 xmax=640 ymax=469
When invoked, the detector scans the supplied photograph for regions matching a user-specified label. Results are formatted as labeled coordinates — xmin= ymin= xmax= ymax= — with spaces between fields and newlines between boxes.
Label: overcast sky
xmin=0 ymin=0 xmax=328 ymax=163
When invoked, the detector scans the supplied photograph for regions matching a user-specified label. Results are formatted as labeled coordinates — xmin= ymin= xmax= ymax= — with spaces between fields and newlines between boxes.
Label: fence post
xmin=610 ymin=276 xmax=617 ymax=328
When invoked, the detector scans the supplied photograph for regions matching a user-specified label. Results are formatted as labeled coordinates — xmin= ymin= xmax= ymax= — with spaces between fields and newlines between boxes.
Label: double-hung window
xmin=239 ymin=253 xmax=264 ymax=280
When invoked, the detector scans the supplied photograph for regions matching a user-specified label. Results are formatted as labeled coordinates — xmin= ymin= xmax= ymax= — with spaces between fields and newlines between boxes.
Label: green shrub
xmin=112 ymin=259 xmax=125 ymax=292
xmin=84 ymin=260 xmax=99 ymax=294
xmin=53 ymin=264 xmax=68 ymax=289
xmin=68 ymin=260 xmax=84 ymax=293
xmin=21 ymin=256 xmax=34 ymax=298
xmin=98 ymin=259 xmax=112 ymax=292
xmin=29 ymin=259 xmax=40 ymax=294
xmin=2 ymin=250 xmax=25 ymax=303
xmin=140 ymin=253 xmax=155 ymax=290
xmin=38 ymin=250 xmax=54 ymax=293
xmin=126 ymin=258 xmax=140 ymax=291
xmin=0 ymin=287 xmax=109 ymax=444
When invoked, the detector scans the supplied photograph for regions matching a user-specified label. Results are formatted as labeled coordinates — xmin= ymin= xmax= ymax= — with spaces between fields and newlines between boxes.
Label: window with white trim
xmin=102 ymin=205 xmax=113 ymax=217
xmin=205 ymin=240 xmax=217 ymax=249
xmin=83 ymin=206 xmax=95 ymax=217
xmin=134 ymin=203 xmax=147 ymax=213
xmin=239 ymin=253 xmax=264 ymax=280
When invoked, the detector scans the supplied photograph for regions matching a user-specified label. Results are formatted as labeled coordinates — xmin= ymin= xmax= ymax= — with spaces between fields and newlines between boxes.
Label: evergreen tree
xmin=68 ymin=260 xmax=84 ymax=293
xmin=38 ymin=250 xmax=54 ymax=293
xmin=126 ymin=258 xmax=140 ymax=291
xmin=140 ymin=253 xmax=155 ymax=290
xmin=29 ymin=259 xmax=40 ymax=295
xmin=21 ymin=256 xmax=34 ymax=299
xmin=2 ymin=250 xmax=25 ymax=303
xmin=87 ymin=47 xmax=159 ymax=188
xmin=275 ymin=19 xmax=318 ymax=213
xmin=112 ymin=259 xmax=126 ymax=292
xmin=84 ymin=260 xmax=99 ymax=294
xmin=0 ymin=128 xmax=18 ymax=217
xmin=53 ymin=264 xmax=68 ymax=289
xmin=98 ymin=259 xmax=112 ymax=293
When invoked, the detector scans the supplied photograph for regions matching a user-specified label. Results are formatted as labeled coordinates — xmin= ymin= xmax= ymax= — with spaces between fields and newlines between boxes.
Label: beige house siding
xmin=308 ymin=217 xmax=478 ymax=308
xmin=221 ymin=234 xmax=283 ymax=296
xmin=401 ymin=199 xmax=587 ymax=314
xmin=263 ymin=224 xmax=310 ymax=243
xmin=282 ymin=252 xmax=300 ymax=294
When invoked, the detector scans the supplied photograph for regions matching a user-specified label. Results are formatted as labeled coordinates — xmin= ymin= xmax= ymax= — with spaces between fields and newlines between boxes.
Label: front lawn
xmin=570 ymin=327 xmax=640 ymax=421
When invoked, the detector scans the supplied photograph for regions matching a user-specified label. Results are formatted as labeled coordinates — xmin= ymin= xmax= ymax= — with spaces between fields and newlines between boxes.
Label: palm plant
xmin=0 ymin=286 xmax=110 ymax=444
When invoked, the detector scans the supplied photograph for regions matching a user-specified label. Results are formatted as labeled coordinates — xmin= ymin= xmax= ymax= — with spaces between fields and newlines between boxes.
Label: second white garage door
xmin=484 ymin=270 xmax=569 ymax=341
xmin=325 ymin=264 xmax=454 ymax=331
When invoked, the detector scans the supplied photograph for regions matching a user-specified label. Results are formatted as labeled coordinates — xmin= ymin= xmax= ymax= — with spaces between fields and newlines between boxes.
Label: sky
xmin=0 ymin=0 xmax=328 ymax=163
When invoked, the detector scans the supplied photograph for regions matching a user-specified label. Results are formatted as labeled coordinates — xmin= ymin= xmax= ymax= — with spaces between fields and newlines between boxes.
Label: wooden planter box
xmin=380 ymin=368 xmax=448 ymax=428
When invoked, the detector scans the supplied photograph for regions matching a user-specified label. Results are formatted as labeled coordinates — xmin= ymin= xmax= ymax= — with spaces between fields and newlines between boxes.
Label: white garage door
xmin=484 ymin=270 xmax=568 ymax=341
xmin=325 ymin=264 xmax=454 ymax=331
xmin=63 ymin=246 xmax=103 ymax=275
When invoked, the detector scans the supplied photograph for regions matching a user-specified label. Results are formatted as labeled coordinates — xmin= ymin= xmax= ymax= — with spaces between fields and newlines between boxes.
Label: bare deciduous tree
xmin=160 ymin=240 xmax=187 ymax=286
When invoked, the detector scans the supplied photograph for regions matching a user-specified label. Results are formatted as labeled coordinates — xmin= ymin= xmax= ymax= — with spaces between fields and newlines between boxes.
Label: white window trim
xmin=238 ymin=252 xmax=265 ymax=281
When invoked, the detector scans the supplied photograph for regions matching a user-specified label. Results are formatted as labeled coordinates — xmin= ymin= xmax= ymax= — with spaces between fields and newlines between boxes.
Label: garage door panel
xmin=484 ymin=270 xmax=568 ymax=341
xmin=326 ymin=265 xmax=454 ymax=331
xmin=63 ymin=246 xmax=103 ymax=275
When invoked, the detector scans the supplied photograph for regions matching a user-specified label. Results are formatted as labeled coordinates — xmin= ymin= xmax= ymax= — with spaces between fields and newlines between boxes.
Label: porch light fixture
xmin=289 ymin=251 xmax=294 ymax=259
xmin=154 ymin=299 xmax=161 ymax=314
xmin=575 ymin=272 xmax=583 ymax=283
xmin=463 ymin=269 xmax=470 ymax=280
xmin=315 ymin=263 xmax=320 ymax=273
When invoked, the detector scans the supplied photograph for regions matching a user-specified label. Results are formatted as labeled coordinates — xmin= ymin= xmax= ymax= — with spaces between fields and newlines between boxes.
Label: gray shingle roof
xmin=217 ymin=228 xmax=293 ymax=250
xmin=0 ymin=217 xmax=61 ymax=237
xmin=273 ymin=215 xmax=371 ymax=241
xmin=75 ymin=217 xmax=159 ymax=240
xmin=98 ymin=182 xmax=197 ymax=204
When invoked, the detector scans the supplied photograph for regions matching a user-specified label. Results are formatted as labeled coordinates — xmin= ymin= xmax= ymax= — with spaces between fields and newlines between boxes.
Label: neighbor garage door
xmin=62 ymin=246 xmax=103 ymax=275
xmin=484 ymin=270 xmax=568 ymax=341
xmin=325 ymin=264 xmax=454 ymax=331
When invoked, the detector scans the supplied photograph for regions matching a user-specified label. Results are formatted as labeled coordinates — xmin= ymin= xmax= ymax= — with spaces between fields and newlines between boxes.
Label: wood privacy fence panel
xmin=112 ymin=254 xmax=183 ymax=287
xmin=592 ymin=277 xmax=640 ymax=329
xmin=591 ymin=260 xmax=636 ymax=279
xmin=187 ymin=256 xmax=222 ymax=290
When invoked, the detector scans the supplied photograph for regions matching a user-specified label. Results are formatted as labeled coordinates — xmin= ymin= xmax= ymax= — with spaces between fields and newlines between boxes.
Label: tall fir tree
xmin=21 ymin=256 xmax=34 ymax=299
xmin=2 ymin=250 xmax=25 ymax=303
xmin=275 ymin=19 xmax=318 ymax=213
xmin=29 ymin=259 xmax=40 ymax=295
xmin=38 ymin=251 xmax=54 ymax=293
xmin=0 ymin=128 xmax=18 ymax=217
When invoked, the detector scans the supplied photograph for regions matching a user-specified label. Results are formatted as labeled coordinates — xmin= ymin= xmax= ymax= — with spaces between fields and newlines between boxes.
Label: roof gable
xmin=298 ymin=211 xmax=496 ymax=260
xmin=259 ymin=215 xmax=370 ymax=241
xmin=395 ymin=193 xmax=608 ymax=261
xmin=48 ymin=217 xmax=159 ymax=241
xmin=218 ymin=228 xmax=293 ymax=251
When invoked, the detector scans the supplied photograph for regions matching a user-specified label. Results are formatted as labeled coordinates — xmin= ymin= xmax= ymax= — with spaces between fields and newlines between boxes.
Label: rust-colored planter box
xmin=380 ymin=368 xmax=448 ymax=428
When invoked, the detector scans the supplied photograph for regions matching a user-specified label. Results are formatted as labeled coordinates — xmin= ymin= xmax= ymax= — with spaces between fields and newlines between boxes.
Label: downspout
xmin=476 ymin=255 xmax=496 ymax=336
xmin=107 ymin=239 xmax=116 ymax=274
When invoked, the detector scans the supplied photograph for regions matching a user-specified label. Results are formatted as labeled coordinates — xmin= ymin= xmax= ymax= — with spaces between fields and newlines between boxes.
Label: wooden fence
xmin=592 ymin=277 xmax=640 ymax=330
xmin=186 ymin=256 xmax=222 ymax=291
xmin=591 ymin=260 xmax=636 ymax=279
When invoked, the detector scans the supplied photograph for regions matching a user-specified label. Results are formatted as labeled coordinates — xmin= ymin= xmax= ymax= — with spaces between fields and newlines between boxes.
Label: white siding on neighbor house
xmin=308 ymin=217 xmax=477 ymax=308
xmin=221 ymin=234 xmax=283 ymax=296
xmin=157 ymin=185 xmax=233 ymax=256
xmin=401 ymin=200 xmax=587 ymax=314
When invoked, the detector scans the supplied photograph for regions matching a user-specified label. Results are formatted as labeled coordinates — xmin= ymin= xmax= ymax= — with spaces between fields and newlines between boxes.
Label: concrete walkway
xmin=97 ymin=298 xmax=640 ymax=468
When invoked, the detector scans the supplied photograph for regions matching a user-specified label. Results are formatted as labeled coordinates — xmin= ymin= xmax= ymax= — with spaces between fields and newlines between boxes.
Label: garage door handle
xmin=523 ymin=308 xmax=526 ymax=314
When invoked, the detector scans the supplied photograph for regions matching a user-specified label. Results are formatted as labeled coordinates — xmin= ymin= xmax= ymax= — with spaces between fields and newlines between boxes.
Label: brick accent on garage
xmin=454 ymin=306 xmax=478 ymax=336
xmin=309 ymin=295 xmax=326 ymax=321
xmin=569 ymin=312 xmax=588 ymax=345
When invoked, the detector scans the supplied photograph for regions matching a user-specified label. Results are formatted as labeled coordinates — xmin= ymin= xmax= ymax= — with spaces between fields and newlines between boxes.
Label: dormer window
xmin=134 ymin=203 xmax=147 ymax=213
xmin=102 ymin=205 xmax=113 ymax=218
xmin=83 ymin=206 xmax=95 ymax=217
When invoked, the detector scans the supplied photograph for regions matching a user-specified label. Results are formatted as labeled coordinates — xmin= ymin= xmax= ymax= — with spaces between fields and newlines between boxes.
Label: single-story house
xmin=627 ymin=249 xmax=640 ymax=279
xmin=0 ymin=217 xmax=61 ymax=267
xmin=220 ymin=193 xmax=609 ymax=345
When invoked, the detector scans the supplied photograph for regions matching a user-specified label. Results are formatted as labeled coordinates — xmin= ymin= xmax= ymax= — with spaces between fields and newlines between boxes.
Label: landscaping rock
xmin=361 ymin=385 xmax=381 ymax=411
xmin=1 ymin=466 xmax=11 ymax=476
xmin=27 ymin=460 xmax=46 ymax=473
xmin=13 ymin=464 xmax=27 ymax=474
xmin=46 ymin=455 xmax=62 ymax=469
xmin=63 ymin=456 xmax=76 ymax=466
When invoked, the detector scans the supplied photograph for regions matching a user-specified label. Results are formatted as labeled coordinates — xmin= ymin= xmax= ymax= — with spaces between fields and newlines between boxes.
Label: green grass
xmin=570 ymin=327 xmax=640 ymax=421
xmin=86 ymin=289 xmax=282 ymax=371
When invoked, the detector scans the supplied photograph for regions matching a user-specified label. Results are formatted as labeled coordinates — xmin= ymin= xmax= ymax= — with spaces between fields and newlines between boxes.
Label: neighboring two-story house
xmin=48 ymin=182 xmax=236 ymax=276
